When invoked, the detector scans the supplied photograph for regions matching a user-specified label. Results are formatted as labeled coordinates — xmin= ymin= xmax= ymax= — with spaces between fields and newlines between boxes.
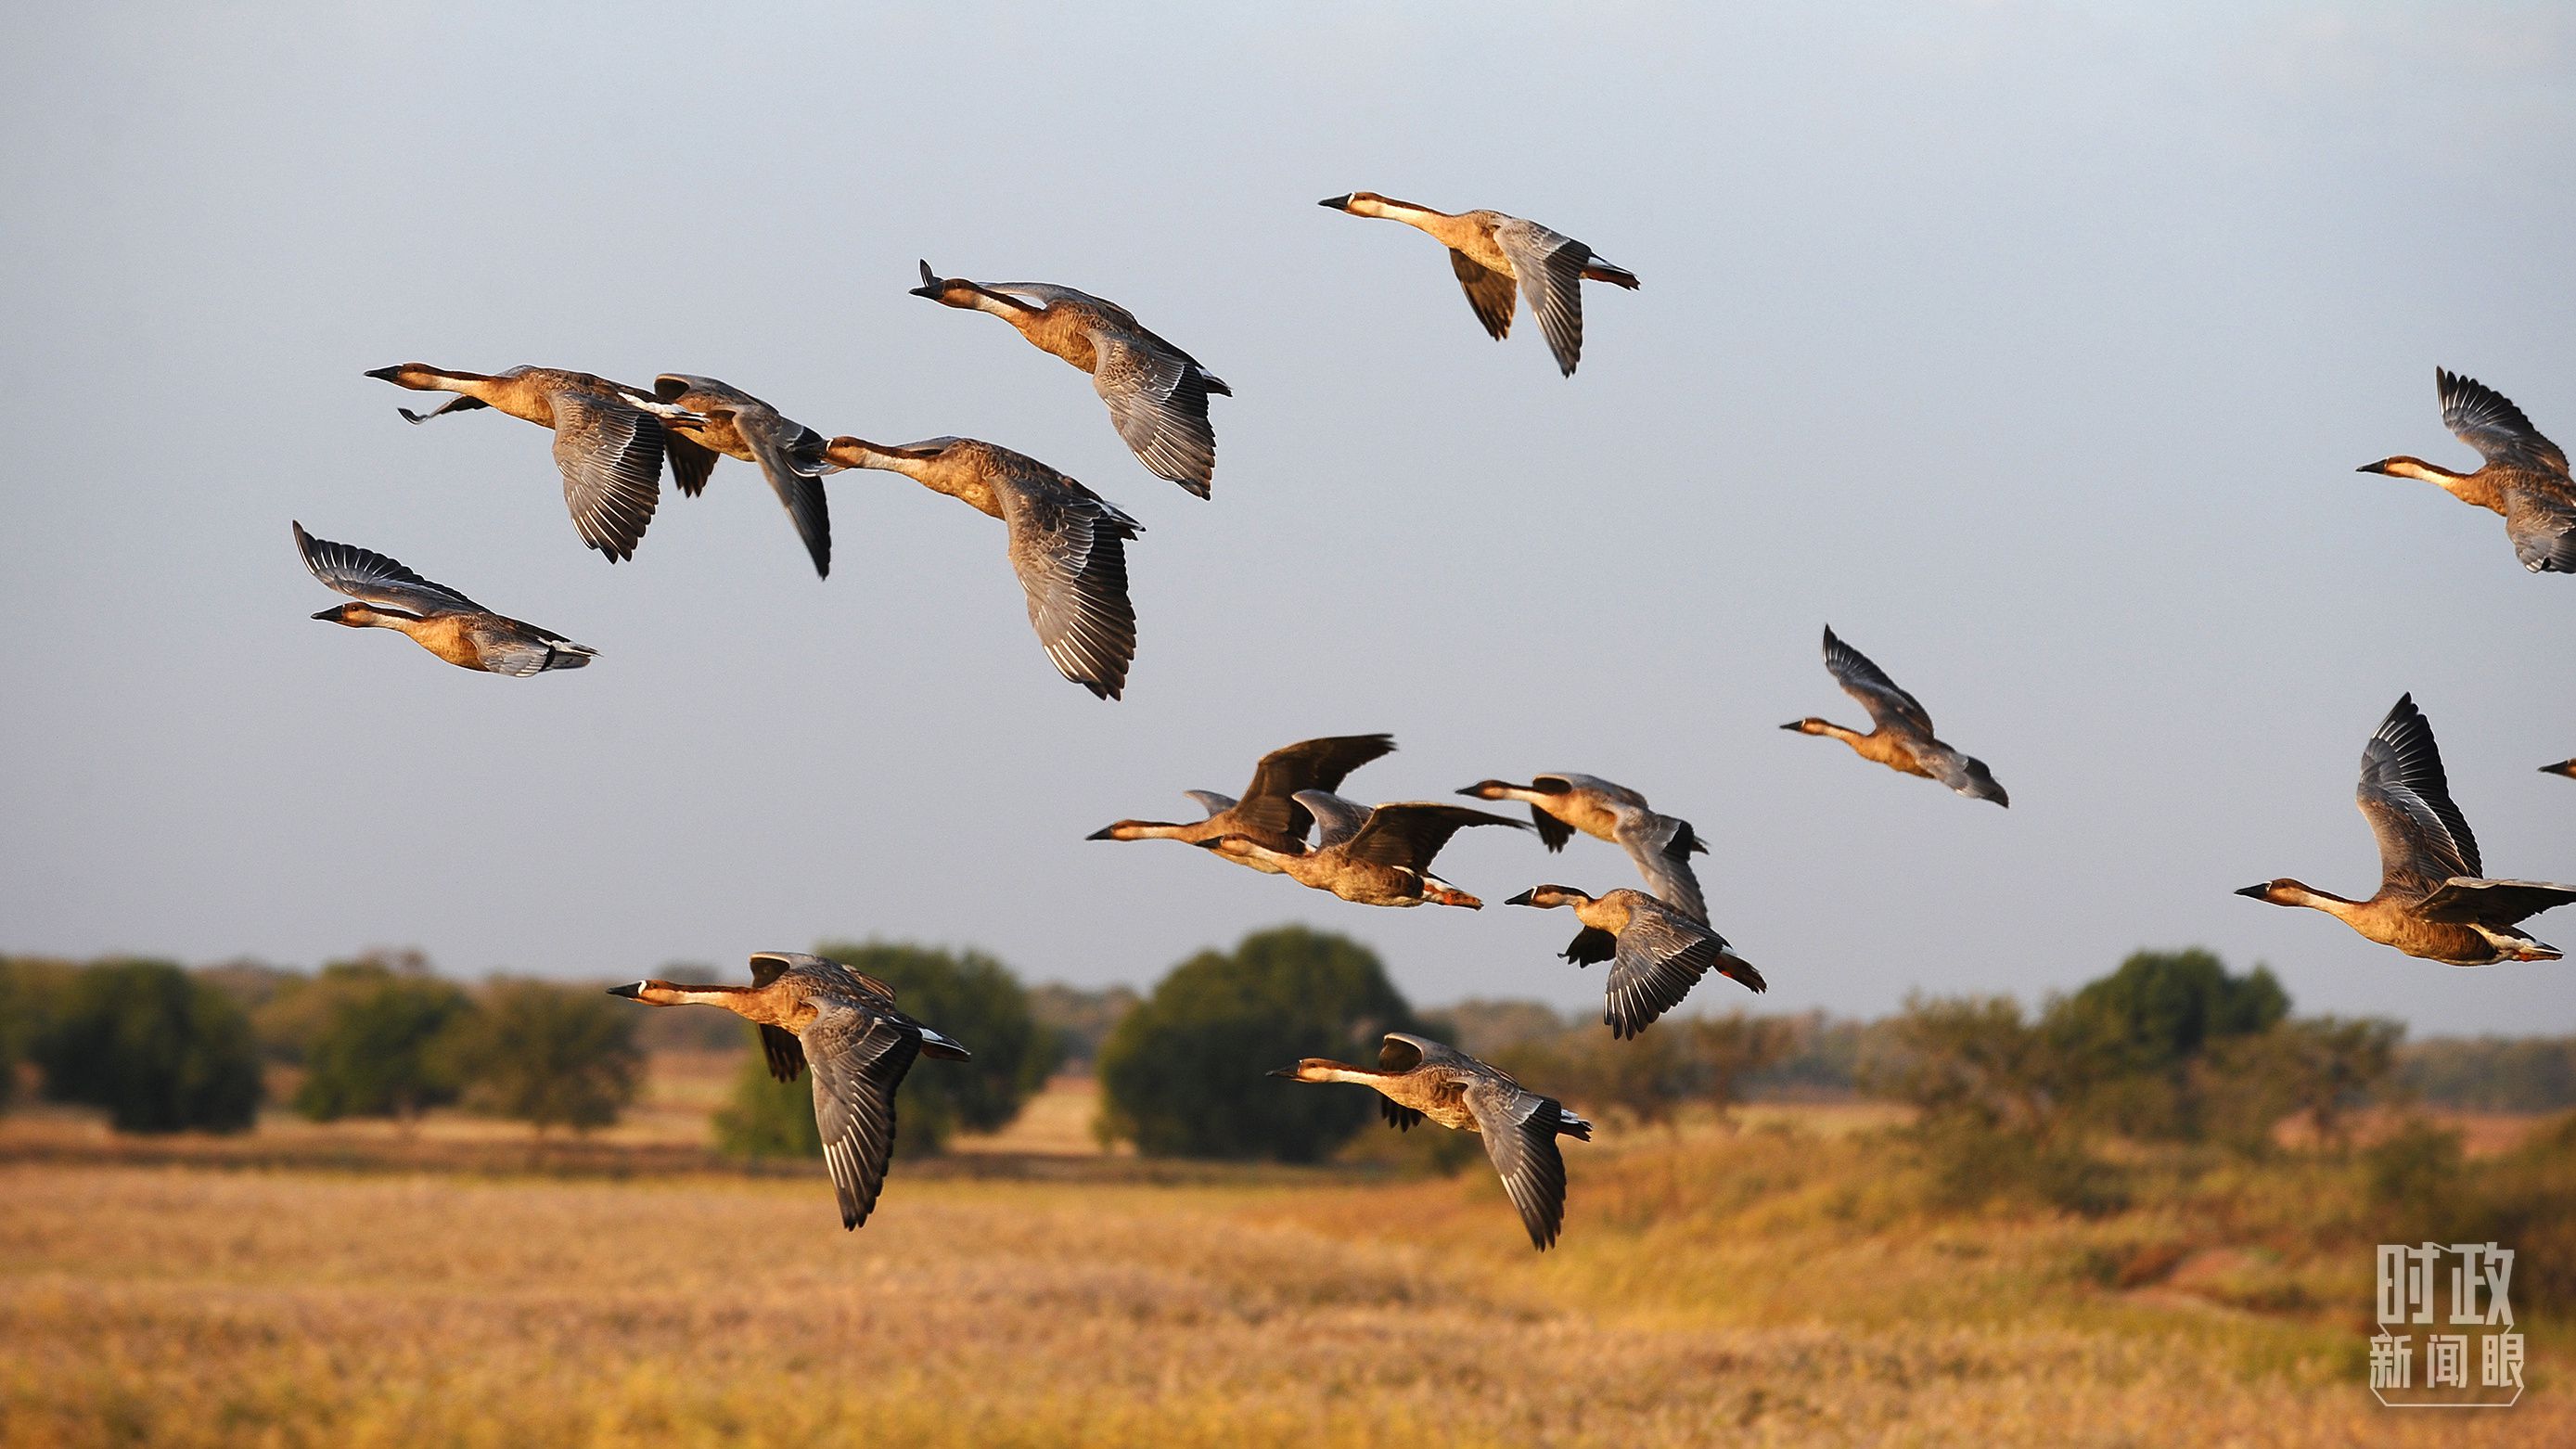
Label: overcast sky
xmin=4 ymin=3 xmax=2570 ymax=1035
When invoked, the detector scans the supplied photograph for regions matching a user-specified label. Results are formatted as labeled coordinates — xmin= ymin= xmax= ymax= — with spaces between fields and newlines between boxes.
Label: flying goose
xmin=1504 ymin=885 xmax=1764 ymax=1038
xmin=1459 ymin=774 xmax=1709 ymax=921
xmin=296 ymin=521 xmax=595 ymax=675
xmin=364 ymin=365 xmax=703 ymax=562
xmin=1784 ymin=626 xmax=2009 ymax=806
xmin=650 ymin=375 xmax=839 ymax=578
xmin=1088 ymin=733 xmax=1397 ymax=870
xmin=1317 ymin=191 xmax=1639 ymax=375
xmin=908 ymin=262 xmax=1229 ymax=498
xmin=1198 ymin=792 xmax=1524 ymax=907
xmin=2236 ymin=696 xmax=2575 ymax=964
xmin=2360 ymin=368 xmax=2576 ymax=573
xmin=1271 ymin=1032 xmax=1592 ymax=1250
xmin=823 ymin=435 xmax=1142 ymax=699
xmin=608 ymin=952 xmax=970 ymax=1230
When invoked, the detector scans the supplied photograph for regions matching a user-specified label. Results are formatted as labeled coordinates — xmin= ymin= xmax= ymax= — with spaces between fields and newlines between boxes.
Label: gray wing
xmin=2417 ymin=878 xmax=2576 ymax=926
xmin=547 ymin=388 xmax=664 ymax=562
xmin=1092 ymin=330 xmax=1220 ymax=498
xmin=2502 ymin=487 xmax=2576 ymax=573
xmin=1449 ymin=250 xmax=1516 ymax=340
xmin=2357 ymin=694 xmax=2481 ymax=891
xmin=1822 ymin=626 xmax=1935 ymax=735
xmin=1463 ymin=1075 xmax=1573 ymax=1250
xmin=294 ymin=521 xmax=485 ymax=616
xmin=802 ymin=1003 xmax=925 ymax=1231
xmin=1292 ymin=789 xmax=1375 ymax=852
xmin=465 ymin=624 xmax=592 ymax=678
xmin=2439 ymin=367 xmax=2569 ymax=474
xmin=1605 ymin=905 xmax=1729 ymax=1039
xmin=1609 ymin=807 xmax=1710 ymax=924
xmin=1490 ymin=217 xmax=1591 ymax=376
xmin=1184 ymin=789 xmax=1239 ymax=819
xmin=734 ymin=407 xmax=836 ymax=579
xmin=999 ymin=480 xmax=1142 ymax=700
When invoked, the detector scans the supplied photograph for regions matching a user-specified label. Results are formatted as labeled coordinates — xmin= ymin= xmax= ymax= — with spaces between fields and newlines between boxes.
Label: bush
xmin=712 ymin=1030 xmax=823 ymax=1159
xmin=1098 ymin=926 xmax=1422 ymax=1162
xmin=292 ymin=962 xmax=474 ymax=1122
xmin=444 ymin=979 xmax=640 ymax=1134
xmin=32 ymin=959 xmax=263 ymax=1133
xmin=811 ymin=941 xmax=1057 ymax=1154
xmin=2047 ymin=949 xmax=2288 ymax=1140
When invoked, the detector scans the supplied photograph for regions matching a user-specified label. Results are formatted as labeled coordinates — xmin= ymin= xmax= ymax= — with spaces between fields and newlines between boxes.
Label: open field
xmin=1 ymin=1085 xmax=2562 ymax=1447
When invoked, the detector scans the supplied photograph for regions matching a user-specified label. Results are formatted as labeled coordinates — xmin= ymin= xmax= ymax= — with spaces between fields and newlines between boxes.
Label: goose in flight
xmin=908 ymin=262 xmax=1229 ymax=498
xmin=650 ymin=375 xmax=839 ymax=578
xmin=296 ymin=521 xmax=595 ymax=676
xmin=1459 ymin=774 xmax=1709 ymax=922
xmin=364 ymin=365 xmax=703 ymax=562
xmin=2236 ymin=695 xmax=2575 ymax=964
xmin=1505 ymin=885 xmax=1764 ymax=1038
xmin=1784 ymin=626 xmax=2009 ymax=807
xmin=1272 ymin=1032 xmax=1592 ymax=1250
xmin=1089 ymin=733 xmax=1396 ymax=871
xmin=1198 ymin=793 xmax=1524 ymax=907
xmin=1317 ymin=192 xmax=1639 ymax=376
xmin=823 ymin=435 xmax=1142 ymax=699
xmin=609 ymin=952 xmax=970 ymax=1230
xmin=2359 ymin=368 xmax=2576 ymax=573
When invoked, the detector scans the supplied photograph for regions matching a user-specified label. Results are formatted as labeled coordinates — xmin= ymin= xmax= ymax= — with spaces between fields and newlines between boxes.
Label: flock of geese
xmin=294 ymin=193 xmax=2575 ymax=1250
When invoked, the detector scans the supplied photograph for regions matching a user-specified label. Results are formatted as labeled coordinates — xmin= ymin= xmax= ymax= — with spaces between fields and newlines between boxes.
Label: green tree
xmin=292 ymin=962 xmax=474 ymax=1122
xmin=810 ymin=940 xmax=1057 ymax=1154
xmin=712 ymin=1032 xmax=824 ymax=1158
xmin=445 ymin=979 xmax=640 ymax=1134
xmin=2045 ymin=949 xmax=2287 ymax=1139
xmin=1098 ymin=926 xmax=1422 ymax=1162
xmin=32 ymin=959 xmax=263 ymax=1133
xmin=2200 ymin=1015 xmax=2403 ymax=1155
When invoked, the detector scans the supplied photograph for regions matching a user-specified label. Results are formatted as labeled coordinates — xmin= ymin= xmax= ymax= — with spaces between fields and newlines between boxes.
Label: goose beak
xmin=1084 ymin=825 xmax=1119 ymax=840
xmin=2232 ymin=884 xmax=2270 ymax=900
xmin=1778 ymin=722 xmax=1806 ymax=732
xmin=2355 ymin=461 xmax=2391 ymax=475
xmin=362 ymin=365 xmax=402 ymax=381
xmin=310 ymin=608 xmax=341 ymax=622
xmin=1502 ymin=889 xmax=1537 ymax=906
xmin=605 ymin=981 xmax=645 ymax=998
xmin=1265 ymin=1065 xmax=1298 ymax=1078
xmin=1317 ymin=195 xmax=1351 ymax=211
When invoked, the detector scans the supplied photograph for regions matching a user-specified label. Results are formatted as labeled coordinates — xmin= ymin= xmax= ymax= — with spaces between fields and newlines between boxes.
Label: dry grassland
xmin=0 ymin=1089 xmax=2561 ymax=1447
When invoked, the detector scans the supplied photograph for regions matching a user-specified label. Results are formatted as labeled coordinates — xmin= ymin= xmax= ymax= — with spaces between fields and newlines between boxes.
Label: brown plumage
xmin=1784 ymin=626 xmax=2008 ymax=807
xmin=1088 ymin=733 xmax=1397 ymax=870
xmin=2236 ymin=695 xmax=2575 ymax=965
xmin=1198 ymin=794 xmax=1524 ymax=907
xmin=1505 ymin=885 xmax=1764 ymax=1038
xmin=822 ymin=434 xmax=1141 ymax=699
xmin=608 ymin=952 xmax=970 ymax=1230
xmin=908 ymin=262 xmax=1229 ymax=498
xmin=364 ymin=364 xmax=703 ymax=563
xmin=1458 ymin=773 xmax=1710 ymax=921
xmin=650 ymin=375 xmax=838 ymax=577
xmin=296 ymin=521 xmax=596 ymax=676
xmin=2358 ymin=367 xmax=2576 ymax=573
xmin=1318 ymin=191 xmax=1639 ymax=376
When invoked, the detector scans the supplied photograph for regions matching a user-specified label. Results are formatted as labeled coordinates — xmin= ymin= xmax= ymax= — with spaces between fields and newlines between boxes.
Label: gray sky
xmin=4 ymin=3 xmax=2571 ymax=1035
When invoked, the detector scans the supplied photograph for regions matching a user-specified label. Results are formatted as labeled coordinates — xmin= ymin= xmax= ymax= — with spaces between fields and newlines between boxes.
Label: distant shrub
xmin=810 ymin=941 xmax=1057 ymax=1154
xmin=712 ymin=1029 xmax=823 ymax=1159
xmin=445 ymin=979 xmax=640 ymax=1134
xmin=1099 ymin=926 xmax=1422 ymax=1162
xmin=32 ymin=959 xmax=263 ymax=1133
xmin=1916 ymin=1118 xmax=2130 ymax=1217
xmin=2397 ymin=1036 xmax=2576 ymax=1113
xmin=293 ymin=962 xmax=474 ymax=1122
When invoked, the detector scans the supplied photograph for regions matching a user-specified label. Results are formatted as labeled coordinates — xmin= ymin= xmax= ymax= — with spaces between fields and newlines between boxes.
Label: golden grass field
xmin=1 ymin=1071 xmax=2562 ymax=1448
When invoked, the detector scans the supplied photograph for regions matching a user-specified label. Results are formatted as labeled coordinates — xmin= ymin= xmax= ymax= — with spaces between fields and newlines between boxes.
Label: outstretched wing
xmin=1463 ymin=1077 xmax=1574 ymax=1250
xmin=1490 ymin=217 xmax=1592 ymax=375
xmin=2439 ymin=367 xmax=2569 ymax=474
xmin=1822 ymin=626 xmax=1935 ymax=736
xmin=2416 ymin=878 xmax=2576 ymax=927
xmin=1341 ymin=803 xmax=1522 ymax=871
xmin=294 ymin=521 xmax=486 ymax=616
xmin=1093 ymin=330 xmax=1220 ymax=498
xmin=1292 ymin=790 xmax=1375 ymax=852
xmin=1237 ymin=734 xmax=1397 ymax=839
xmin=1000 ymin=482 xmax=1142 ymax=700
xmin=2356 ymin=694 xmax=2480 ymax=892
xmin=801 ymin=1006 xmax=924 ymax=1231
xmin=547 ymin=389 xmax=664 ymax=562
xmin=1611 ymin=808 xmax=1710 ymax=924
xmin=1606 ymin=906 xmax=1737 ymax=1039
xmin=737 ymin=410 xmax=836 ymax=579
xmin=1449 ymin=250 xmax=1516 ymax=340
